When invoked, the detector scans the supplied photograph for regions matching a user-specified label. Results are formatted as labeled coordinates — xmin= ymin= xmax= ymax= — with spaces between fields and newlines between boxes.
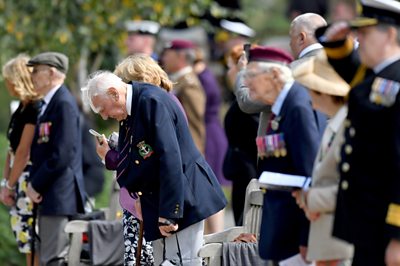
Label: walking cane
xmin=136 ymin=219 xmax=144 ymax=266
xmin=31 ymin=203 xmax=38 ymax=266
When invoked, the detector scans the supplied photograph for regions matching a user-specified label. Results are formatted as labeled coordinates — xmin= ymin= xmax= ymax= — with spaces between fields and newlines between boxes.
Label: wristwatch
xmin=1 ymin=179 xmax=15 ymax=190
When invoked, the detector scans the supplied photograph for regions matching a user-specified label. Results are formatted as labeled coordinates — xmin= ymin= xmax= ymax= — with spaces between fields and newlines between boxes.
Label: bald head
xmin=289 ymin=13 xmax=327 ymax=58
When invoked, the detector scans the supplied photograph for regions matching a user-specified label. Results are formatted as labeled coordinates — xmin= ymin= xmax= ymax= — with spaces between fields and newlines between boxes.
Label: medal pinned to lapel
xmin=37 ymin=122 xmax=52 ymax=144
xmin=271 ymin=116 xmax=281 ymax=131
xmin=370 ymin=77 xmax=400 ymax=107
xmin=137 ymin=141 xmax=154 ymax=159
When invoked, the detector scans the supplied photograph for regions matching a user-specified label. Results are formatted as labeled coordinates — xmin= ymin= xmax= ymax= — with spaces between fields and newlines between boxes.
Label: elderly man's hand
xmin=386 ymin=239 xmax=400 ymax=266
xmin=95 ymin=135 xmax=110 ymax=161
xmin=237 ymin=51 xmax=248 ymax=71
xmin=158 ymin=217 xmax=179 ymax=237
xmin=27 ymin=183 xmax=42 ymax=203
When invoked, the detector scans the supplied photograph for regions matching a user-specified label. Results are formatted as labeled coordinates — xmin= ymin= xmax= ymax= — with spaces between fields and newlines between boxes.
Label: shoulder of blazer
xmin=279 ymin=82 xmax=311 ymax=118
xmin=378 ymin=59 xmax=400 ymax=81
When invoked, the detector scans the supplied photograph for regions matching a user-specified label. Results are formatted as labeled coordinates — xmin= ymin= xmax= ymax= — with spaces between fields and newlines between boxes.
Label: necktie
xmin=116 ymin=119 xmax=131 ymax=179
xmin=266 ymin=113 xmax=276 ymax=134
xmin=37 ymin=99 xmax=46 ymax=120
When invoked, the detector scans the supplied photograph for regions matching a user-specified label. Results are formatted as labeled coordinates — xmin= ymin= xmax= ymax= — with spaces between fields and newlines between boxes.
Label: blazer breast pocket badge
xmin=137 ymin=141 xmax=154 ymax=159
xmin=370 ymin=77 xmax=400 ymax=107
xmin=37 ymin=122 xmax=52 ymax=144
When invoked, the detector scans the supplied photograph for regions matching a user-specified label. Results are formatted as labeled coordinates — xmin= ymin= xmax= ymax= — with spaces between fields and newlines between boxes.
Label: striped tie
xmin=116 ymin=119 xmax=131 ymax=179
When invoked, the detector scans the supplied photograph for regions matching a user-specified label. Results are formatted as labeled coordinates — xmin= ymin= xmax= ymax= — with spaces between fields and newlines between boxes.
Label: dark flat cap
xmin=27 ymin=52 xmax=69 ymax=74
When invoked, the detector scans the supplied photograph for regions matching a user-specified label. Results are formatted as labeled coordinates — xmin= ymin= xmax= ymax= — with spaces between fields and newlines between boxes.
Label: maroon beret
xmin=249 ymin=46 xmax=293 ymax=64
xmin=164 ymin=39 xmax=196 ymax=50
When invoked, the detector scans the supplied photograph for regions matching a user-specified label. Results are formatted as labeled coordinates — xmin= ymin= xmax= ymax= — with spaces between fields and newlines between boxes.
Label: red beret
xmin=249 ymin=46 xmax=293 ymax=64
xmin=164 ymin=39 xmax=196 ymax=50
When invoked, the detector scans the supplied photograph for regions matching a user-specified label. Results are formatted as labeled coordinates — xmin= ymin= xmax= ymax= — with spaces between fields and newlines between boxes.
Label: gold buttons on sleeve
xmin=341 ymin=162 xmax=350 ymax=172
xmin=344 ymin=119 xmax=351 ymax=128
xmin=135 ymin=160 xmax=139 ymax=165
xmin=138 ymin=191 xmax=143 ymax=196
xmin=341 ymin=180 xmax=349 ymax=190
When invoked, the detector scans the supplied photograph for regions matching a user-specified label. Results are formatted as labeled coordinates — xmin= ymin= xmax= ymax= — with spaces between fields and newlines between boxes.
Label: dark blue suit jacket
xmin=258 ymin=82 xmax=326 ymax=260
xmin=30 ymin=85 xmax=85 ymax=215
xmin=117 ymin=81 xmax=227 ymax=241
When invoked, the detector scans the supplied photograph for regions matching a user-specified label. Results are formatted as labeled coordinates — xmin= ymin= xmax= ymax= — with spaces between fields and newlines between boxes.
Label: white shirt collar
xmin=271 ymin=80 xmax=294 ymax=116
xmin=40 ymin=84 xmax=61 ymax=115
xmin=328 ymin=105 xmax=348 ymax=133
xmin=373 ymin=54 xmax=400 ymax=74
xmin=126 ymin=84 xmax=132 ymax=116
xmin=299 ymin=43 xmax=323 ymax=59
xmin=169 ymin=66 xmax=193 ymax=82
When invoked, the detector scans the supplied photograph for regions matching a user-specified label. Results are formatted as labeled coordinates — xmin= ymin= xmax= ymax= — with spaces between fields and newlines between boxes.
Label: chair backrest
xmin=242 ymin=179 xmax=264 ymax=239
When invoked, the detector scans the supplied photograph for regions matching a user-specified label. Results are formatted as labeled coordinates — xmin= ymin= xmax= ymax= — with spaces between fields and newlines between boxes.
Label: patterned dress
xmin=7 ymin=101 xmax=39 ymax=253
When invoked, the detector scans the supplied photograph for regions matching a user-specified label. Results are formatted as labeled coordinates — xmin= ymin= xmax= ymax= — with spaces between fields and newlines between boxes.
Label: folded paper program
xmin=259 ymin=171 xmax=311 ymax=191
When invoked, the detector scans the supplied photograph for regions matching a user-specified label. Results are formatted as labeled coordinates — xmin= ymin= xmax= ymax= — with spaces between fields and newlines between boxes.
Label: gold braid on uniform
xmin=324 ymin=38 xmax=354 ymax=59
xmin=349 ymin=64 xmax=368 ymax=88
xmin=386 ymin=203 xmax=400 ymax=227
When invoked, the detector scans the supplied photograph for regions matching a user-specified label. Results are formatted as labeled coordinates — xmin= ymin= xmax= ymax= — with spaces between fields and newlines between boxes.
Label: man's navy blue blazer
xmin=30 ymin=85 xmax=86 ymax=215
xmin=258 ymin=82 xmax=327 ymax=261
xmin=117 ymin=81 xmax=227 ymax=241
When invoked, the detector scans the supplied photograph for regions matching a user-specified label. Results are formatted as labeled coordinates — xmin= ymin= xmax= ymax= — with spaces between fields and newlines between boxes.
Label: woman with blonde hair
xmin=1 ymin=54 xmax=41 ymax=266
xmin=95 ymin=54 xmax=183 ymax=266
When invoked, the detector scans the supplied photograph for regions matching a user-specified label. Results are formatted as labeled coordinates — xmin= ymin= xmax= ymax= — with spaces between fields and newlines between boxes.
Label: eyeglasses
xmin=243 ymin=69 xmax=267 ymax=79
xmin=31 ymin=67 xmax=50 ymax=74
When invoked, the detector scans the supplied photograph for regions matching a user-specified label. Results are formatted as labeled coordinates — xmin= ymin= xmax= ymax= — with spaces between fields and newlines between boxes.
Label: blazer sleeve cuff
xmin=105 ymin=150 xmax=119 ymax=170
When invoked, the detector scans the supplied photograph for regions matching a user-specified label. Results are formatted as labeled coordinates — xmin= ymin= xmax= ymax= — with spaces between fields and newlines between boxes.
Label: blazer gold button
xmin=349 ymin=127 xmax=356 ymax=137
xmin=174 ymin=211 xmax=178 ymax=214
xmin=135 ymin=160 xmax=139 ymax=165
xmin=176 ymin=204 xmax=179 ymax=207
xmin=138 ymin=191 xmax=142 ymax=196
xmin=345 ymin=145 xmax=353 ymax=155
xmin=341 ymin=180 xmax=349 ymax=190
xmin=342 ymin=162 xmax=350 ymax=172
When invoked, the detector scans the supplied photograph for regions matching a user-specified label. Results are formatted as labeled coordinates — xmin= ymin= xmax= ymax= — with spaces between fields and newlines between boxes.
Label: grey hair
xmin=81 ymin=70 xmax=124 ymax=113
xmin=52 ymin=67 xmax=66 ymax=81
xmin=290 ymin=13 xmax=327 ymax=40
xmin=256 ymin=62 xmax=294 ymax=83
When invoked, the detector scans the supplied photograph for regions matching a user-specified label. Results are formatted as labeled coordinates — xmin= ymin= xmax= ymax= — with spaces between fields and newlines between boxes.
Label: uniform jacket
xmin=306 ymin=106 xmax=354 ymax=261
xmin=117 ymin=81 xmax=227 ymax=241
xmin=325 ymin=45 xmax=400 ymax=261
xmin=258 ymin=82 xmax=326 ymax=260
xmin=30 ymin=85 xmax=85 ymax=215
xmin=173 ymin=70 xmax=206 ymax=154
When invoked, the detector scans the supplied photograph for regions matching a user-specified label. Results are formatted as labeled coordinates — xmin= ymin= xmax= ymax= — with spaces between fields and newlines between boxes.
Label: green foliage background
xmin=0 ymin=0 xmax=293 ymax=264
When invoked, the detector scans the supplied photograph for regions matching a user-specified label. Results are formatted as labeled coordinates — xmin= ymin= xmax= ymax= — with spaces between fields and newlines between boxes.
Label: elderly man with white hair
xmin=82 ymin=70 xmax=227 ymax=265
xmin=243 ymin=46 xmax=326 ymax=264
